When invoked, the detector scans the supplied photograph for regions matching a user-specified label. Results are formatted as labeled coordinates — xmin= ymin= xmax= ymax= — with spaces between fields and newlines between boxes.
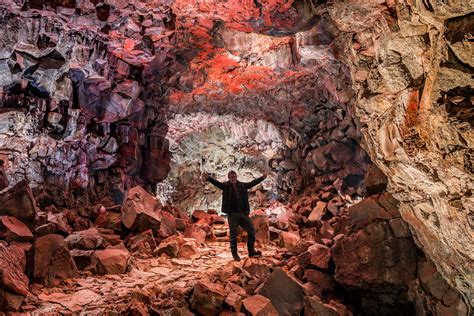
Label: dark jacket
xmin=207 ymin=176 xmax=265 ymax=214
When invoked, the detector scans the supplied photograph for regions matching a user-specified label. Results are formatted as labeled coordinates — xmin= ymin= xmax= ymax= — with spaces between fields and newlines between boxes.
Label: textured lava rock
xmin=0 ymin=216 xmax=33 ymax=242
xmin=30 ymin=234 xmax=79 ymax=287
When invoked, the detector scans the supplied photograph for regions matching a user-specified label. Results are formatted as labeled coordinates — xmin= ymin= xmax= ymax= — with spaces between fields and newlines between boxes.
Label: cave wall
xmin=0 ymin=0 xmax=472 ymax=307
xmin=324 ymin=0 xmax=474 ymax=303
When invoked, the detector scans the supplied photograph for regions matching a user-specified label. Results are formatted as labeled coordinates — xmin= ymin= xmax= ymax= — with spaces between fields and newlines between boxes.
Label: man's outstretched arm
xmin=202 ymin=172 xmax=225 ymax=190
xmin=242 ymin=173 xmax=267 ymax=189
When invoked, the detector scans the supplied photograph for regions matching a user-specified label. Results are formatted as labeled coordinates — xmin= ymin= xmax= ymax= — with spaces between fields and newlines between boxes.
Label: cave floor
xmin=24 ymin=240 xmax=283 ymax=314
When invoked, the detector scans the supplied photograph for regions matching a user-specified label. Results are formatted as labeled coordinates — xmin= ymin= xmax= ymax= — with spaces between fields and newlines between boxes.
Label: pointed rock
xmin=0 ymin=216 xmax=33 ymax=242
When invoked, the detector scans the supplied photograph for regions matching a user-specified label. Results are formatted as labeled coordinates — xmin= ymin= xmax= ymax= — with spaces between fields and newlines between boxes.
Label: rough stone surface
xmin=0 ymin=216 xmax=33 ymax=242
xmin=30 ymin=234 xmax=79 ymax=287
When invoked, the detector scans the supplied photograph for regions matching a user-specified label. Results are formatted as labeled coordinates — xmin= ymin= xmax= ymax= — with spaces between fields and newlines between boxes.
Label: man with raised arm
xmin=202 ymin=170 xmax=267 ymax=261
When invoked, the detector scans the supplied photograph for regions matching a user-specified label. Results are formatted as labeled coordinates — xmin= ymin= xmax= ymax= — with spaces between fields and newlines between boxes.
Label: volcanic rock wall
xmin=0 ymin=0 xmax=472 ymax=308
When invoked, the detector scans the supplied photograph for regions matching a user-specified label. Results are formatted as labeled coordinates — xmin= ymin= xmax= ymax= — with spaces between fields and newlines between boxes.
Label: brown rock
xmin=70 ymin=249 xmax=98 ymax=272
xmin=307 ymin=243 xmax=331 ymax=269
xmin=242 ymin=294 xmax=278 ymax=316
xmin=304 ymin=296 xmax=351 ymax=316
xmin=177 ymin=241 xmax=200 ymax=259
xmin=121 ymin=186 xmax=162 ymax=232
xmin=0 ymin=216 xmax=33 ymax=242
xmin=64 ymin=228 xmax=105 ymax=250
xmin=0 ymin=242 xmax=29 ymax=296
xmin=95 ymin=246 xmax=130 ymax=275
xmin=251 ymin=212 xmax=270 ymax=245
xmin=304 ymin=270 xmax=335 ymax=296
xmin=364 ymin=164 xmax=387 ymax=195
xmin=0 ymin=288 xmax=24 ymax=311
xmin=31 ymin=234 xmax=79 ymax=287
xmin=184 ymin=223 xmax=207 ymax=244
xmin=308 ymin=201 xmax=327 ymax=224
xmin=279 ymin=231 xmax=300 ymax=252
xmin=257 ymin=268 xmax=305 ymax=316
xmin=0 ymin=181 xmax=39 ymax=229
xmin=154 ymin=235 xmax=186 ymax=257
xmin=125 ymin=229 xmax=157 ymax=256
xmin=159 ymin=210 xmax=177 ymax=238
xmin=192 ymin=210 xmax=213 ymax=225
xmin=189 ymin=280 xmax=226 ymax=315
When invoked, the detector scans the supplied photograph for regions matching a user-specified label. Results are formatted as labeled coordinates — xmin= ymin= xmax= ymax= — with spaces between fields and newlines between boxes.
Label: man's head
xmin=228 ymin=170 xmax=238 ymax=184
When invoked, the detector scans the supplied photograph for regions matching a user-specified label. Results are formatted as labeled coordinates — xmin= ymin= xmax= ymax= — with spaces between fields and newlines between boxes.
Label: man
xmin=202 ymin=170 xmax=266 ymax=261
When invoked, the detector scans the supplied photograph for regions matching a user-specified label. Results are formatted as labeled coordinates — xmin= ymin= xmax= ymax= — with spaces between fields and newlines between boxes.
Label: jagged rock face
xmin=0 ymin=0 xmax=472 ymax=308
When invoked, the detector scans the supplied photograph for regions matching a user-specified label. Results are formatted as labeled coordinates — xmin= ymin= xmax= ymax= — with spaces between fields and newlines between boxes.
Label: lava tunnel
xmin=0 ymin=0 xmax=472 ymax=315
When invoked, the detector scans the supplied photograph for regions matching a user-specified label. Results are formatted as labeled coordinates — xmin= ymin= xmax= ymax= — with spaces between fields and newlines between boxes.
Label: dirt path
xmin=24 ymin=241 xmax=283 ymax=314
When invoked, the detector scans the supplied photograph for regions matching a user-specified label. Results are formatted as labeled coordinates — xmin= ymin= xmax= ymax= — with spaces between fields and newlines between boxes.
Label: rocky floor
xmin=24 ymin=241 xmax=282 ymax=315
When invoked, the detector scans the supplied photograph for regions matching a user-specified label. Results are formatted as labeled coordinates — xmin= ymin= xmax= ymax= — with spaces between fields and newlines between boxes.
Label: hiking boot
xmin=249 ymin=250 xmax=262 ymax=258
xmin=232 ymin=253 xmax=241 ymax=261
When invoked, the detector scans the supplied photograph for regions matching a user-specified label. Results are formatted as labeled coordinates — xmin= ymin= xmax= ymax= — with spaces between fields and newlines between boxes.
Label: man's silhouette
xmin=202 ymin=170 xmax=266 ymax=261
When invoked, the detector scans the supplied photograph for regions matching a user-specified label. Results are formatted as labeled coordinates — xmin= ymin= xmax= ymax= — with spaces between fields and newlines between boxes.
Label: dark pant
xmin=228 ymin=212 xmax=256 ymax=255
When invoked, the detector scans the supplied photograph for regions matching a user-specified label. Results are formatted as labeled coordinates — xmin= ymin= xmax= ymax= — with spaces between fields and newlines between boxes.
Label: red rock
xmin=225 ymin=292 xmax=243 ymax=311
xmin=31 ymin=234 xmax=79 ymax=287
xmin=211 ymin=214 xmax=226 ymax=224
xmin=0 ymin=242 xmax=29 ymax=297
xmin=0 ymin=216 xmax=33 ymax=242
xmin=154 ymin=235 xmax=185 ymax=257
xmin=304 ymin=269 xmax=335 ymax=296
xmin=121 ymin=186 xmax=162 ymax=232
xmin=257 ymin=268 xmax=305 ymax=316
xmin=184 ymin=223 xmax=207 ymax=244
xmin=189 ymin=280 xmax=225 ymax=316
xmin=0 ymin=181 xmax=39 ymax=229
xmin=251 ymin=212 xmax=270 ymax=245
xmin=125 ymin=229 xmax=157 ymax=257
xmin=158 ymin=210 xmax=177 ymax=238
xmin=192 ymin=210 xmax=213 ymax=225
xmin=307 ymin=243 xmax=331 ymax=269
xmin=95 ymin=246 xmax=130 ymax=275
xmin=70 ymin=249 xmax=98 ymax=272
xmin=304 ymin=296 xmax=351 ymax=316
xmin=364 ymin=164 xmax=387 ymax=195
xmin=64 ymin=228 xmax=105 ymax=250
xmin=0 ymin=288 xmax=24 ymax=311
xmin=177 ymin=241 xmax=200 ymax=259
xmin=308 ymin=201 xmax=327 ymax=224
xmin=279 ymin=231 xmax=300 ymax=252
xmin=242 ymin=294 xmax=278 ymax=316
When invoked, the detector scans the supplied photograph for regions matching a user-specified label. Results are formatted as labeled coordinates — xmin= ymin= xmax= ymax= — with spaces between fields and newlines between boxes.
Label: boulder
xmin=307 ymin=243 xmax=331 ymax=270
xmin=0 ymin=288 xmax=25 ymax=311
xmin=308 ymin=201 xmax=327 ymax=224
xmin=364 ymin=164 xmax=387 ymax=195
xmin=257 ymin=268 xmax=305 ymax=316
xmin=177 ymin=241 xmax=200 ymax=259
xmin=189 ymin=280 xmax=226 ymax=316
xmin=0 ymin=181 xmax=39 ymax=229
xmin=184 ymin=223 xmax=207 ymax=244
xmin=64 ymin=228 xmax=105 ymax=250
xmin=30 ymin=234 xmax=79 ymax=287
xmin=70 ymin=249 xmax=98 ymax=272
xmin=251 ymin=211 xmax=270 ymax=245
xmin=0 ymin=216 xmax=33 ymax=242
xmin=95 ymin=246 xmax=130 ymax=275
xmin=154 ymin=235 xmax=185 ymax=257
xmin=279 ymin=231 xmax=300 ymax=252
xmin=192 ymin=210 xmax=213 ymax=225
xmin=125 ymin=229 xmax=157 ymax=256
xmin=158 ymin=210 xmax=177 ymax=238
xmin=304 ymin=296 xmax=351 ymax=316
xmin=0 ymin=242 xmax=29 ymax=297
xmin=304 ymin=270 xmax=335 ymax=296
xmin=242 ymin=294 xmax=278 ymax=316
xmin=121 ymin=186 xmax=162 ymax=232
